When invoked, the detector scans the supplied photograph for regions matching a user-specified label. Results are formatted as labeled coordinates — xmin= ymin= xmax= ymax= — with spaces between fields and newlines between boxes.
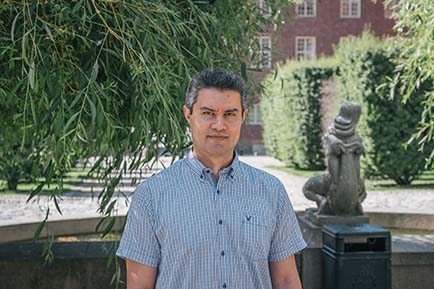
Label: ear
xmin=241 ymin=108 xmax=248 ymax=123
xmin=183 ymin=105 xmax=191 ymax=125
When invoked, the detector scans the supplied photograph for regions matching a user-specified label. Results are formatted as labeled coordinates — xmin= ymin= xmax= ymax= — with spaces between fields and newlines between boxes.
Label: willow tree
xmin=0 ymin=1 xmax=290 ymax=227
xmin=388 ymin=0 xmax=434 ymax=167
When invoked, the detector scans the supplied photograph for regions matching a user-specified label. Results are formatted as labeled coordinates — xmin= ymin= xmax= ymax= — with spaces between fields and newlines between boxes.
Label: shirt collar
xmin=186 ymin=149 xmax=240 ymax=182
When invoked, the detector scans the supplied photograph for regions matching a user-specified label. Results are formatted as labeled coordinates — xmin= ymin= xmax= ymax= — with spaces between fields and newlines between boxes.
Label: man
xmin=117 ymin=68 xmax=306 ymax=289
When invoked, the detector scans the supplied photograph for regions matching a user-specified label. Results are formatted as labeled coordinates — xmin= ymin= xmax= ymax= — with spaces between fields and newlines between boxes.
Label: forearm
xmin=272 ymin=277 xmax=302 ymax=289
xmin=126 ymin=259 xmax=157 ymax=289
xmin=127 ymin=275 xmax=155 ymax=289
xmin=270 ymin=256 xmax=302 ymax=289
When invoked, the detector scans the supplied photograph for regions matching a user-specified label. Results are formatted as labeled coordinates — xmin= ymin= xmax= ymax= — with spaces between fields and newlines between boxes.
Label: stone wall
xmin=0 ymin=239 xmax=433 ymax=289
xmin=0 ymin=241 xmax=123 ymax=289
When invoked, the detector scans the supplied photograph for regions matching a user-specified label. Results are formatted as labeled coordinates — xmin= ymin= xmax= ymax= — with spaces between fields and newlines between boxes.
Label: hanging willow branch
xmin=0 ymin=0 xmax=292 ymax=236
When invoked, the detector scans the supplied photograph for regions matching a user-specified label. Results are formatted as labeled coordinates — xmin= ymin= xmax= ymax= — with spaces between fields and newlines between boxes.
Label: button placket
xmin=215 ymin=182 xmax=228 ymax=289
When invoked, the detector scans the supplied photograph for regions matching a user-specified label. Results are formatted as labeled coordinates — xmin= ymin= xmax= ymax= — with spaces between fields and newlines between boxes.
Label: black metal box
xmin=322 ymin=223 xmax=391 ymax=289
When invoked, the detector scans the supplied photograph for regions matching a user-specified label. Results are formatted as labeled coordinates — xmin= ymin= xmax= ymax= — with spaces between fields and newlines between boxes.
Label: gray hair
xmin=185 ymin=67 xmax=247 ymax=113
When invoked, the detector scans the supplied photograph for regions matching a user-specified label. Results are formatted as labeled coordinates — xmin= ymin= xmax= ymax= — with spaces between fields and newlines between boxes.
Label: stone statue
xmin=303 ymin=102 xmax=366 ymax=216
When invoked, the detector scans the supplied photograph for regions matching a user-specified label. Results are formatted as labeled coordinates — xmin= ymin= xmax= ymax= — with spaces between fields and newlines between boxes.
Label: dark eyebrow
xmin=199 ymin=106 xmax=215 ymax=111
xmin=199 ymin=107 xmax=240 ymax=113
xmin=224 ymin=108 xmax=240 ymax=113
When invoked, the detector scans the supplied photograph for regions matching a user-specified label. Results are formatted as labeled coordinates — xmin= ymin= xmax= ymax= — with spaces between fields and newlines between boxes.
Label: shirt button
xmin=217 ymin=189 xmax=220 ymax=194
xmin=223 ymin=283 xmax=227 ymax=288
xmin=221 ymin=251 xmax=225 ymax=256
xmin=218 ymin=220 xmax=223 ymax=225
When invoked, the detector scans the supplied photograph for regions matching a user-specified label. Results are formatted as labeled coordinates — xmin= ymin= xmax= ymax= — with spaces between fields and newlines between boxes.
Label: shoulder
xmin=237 ymin=162 xmax=293 ymax=219
xmin=133 ymin=158 xmax=187 ymax=200
xmin=238 ymin=161 xmax=286 ymax=193
xmin=141 ymin=158 xmax=186 ymax=186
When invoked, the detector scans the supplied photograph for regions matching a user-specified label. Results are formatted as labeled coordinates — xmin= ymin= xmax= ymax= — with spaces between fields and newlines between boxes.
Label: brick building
xmin=238 ymin=0 xmax=396 ymax=155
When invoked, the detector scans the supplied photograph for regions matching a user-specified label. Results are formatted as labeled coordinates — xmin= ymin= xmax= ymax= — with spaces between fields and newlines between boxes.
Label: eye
xmin=202 ymin=111 xmax=215 ymax=117
xmin=225 ymin=112 xmax=236 ymax=117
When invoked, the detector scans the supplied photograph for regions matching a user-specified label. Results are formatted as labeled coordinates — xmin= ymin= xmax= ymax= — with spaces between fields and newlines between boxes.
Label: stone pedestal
xmin=298 ymin=215 xmax=324 ymax=289
xmin=305 ymin=208 xmax=369 ymax=226
xmin=298 ymin=209 xmax=370 ymax=289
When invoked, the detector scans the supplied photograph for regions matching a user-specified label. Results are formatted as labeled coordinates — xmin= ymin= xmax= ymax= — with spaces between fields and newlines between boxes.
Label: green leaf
xmin=52 ymin=195 xmax=63 ymax=215
xmin=71 ymin=0 xmax=82 ymax=14
xmin=241 ymin=62 xmax=247 ymax=81
xmin=28 ymin=61 xmax=35 ymax=90
xmin=44 ymin=25 xmax=54 ymax=42
xmin=102 ymin=217 xmax=116 ymax=238
xmin=91 ymin=63 xmax=99 ymax=82
xmin=33 ymin=208 xmax=49 ymax=241
xmin=10 ymin=11 xmax=20 ymax=43
xmin=95 ymin=217 xmax=107 ymax=233
xmin=88 ymin=98 xmax=96 ymax=124
xmin=27 ymin=182 xmax=45 ymax=203
xmin=64 ymin=112 xmax=80 ymax=132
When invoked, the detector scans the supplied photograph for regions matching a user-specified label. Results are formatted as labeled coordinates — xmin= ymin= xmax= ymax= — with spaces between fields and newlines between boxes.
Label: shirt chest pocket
xmin=238 ymin=212 xmax=274 ymax=261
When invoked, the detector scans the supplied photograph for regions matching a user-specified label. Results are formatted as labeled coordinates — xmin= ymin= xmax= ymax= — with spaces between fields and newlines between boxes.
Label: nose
xmin=211 ymin=115 xmax=227 ymax=131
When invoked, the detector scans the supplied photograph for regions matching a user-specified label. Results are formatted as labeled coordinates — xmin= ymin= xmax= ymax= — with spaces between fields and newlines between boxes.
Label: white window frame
xmin=256 ymin=0 xmax=272 ymax=18
xmin=296 ymin=0 xmax=317 ymax=18
xmin=251 ymin=35 xmax=272 ymax=69
xmin=247 ymin=103 xmax=262 ymax=125
xmin=259 ymin=35 xmax=272 ymax=69
xmin=295 ymin=36 xmax=316 ymax=60
xmin=340 ymin=0 xmax=361 ymax=18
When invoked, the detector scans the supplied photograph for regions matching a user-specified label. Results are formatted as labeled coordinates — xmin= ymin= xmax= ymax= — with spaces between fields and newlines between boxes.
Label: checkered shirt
xmin=117 ymin=150 xmax=306 ymax=289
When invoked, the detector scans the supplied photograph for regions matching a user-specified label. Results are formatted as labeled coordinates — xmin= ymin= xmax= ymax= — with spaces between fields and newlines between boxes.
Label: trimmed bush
xmin=335 ymin=32 xmax=433 ymax=184
xmin=261 ymin=59 xmax=337 ymax=169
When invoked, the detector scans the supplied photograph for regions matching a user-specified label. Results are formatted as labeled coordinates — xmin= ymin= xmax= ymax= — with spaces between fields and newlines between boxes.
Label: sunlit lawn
xmin=388 ymin=228 xmax=434 ymax=236
xmin=267 ymin=166 xmax=434 ymax=191
xmin=0 ymin=167 xmax=91 ymax=195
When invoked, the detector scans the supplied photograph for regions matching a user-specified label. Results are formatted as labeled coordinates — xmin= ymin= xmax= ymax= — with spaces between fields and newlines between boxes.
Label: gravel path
xmin=1 ymin=156 xmax=433 ymax=226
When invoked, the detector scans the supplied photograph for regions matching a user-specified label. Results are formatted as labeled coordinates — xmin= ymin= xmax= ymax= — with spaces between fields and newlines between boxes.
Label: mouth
xmin=208 ymin=135 xmax=228 ymax=141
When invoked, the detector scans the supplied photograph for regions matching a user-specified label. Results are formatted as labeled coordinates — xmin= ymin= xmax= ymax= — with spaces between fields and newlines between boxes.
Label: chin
xmin=207 ymin=145 xmax=232 ymax=156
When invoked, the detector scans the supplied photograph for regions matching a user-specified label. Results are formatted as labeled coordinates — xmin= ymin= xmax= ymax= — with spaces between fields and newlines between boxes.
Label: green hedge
xmin=335 ymin=32 xmax=432 ymax=184
xmin=261 ymin=59 xmax=337 ymax=169
xmin=262 ymin=31 xmax=432 ymax=184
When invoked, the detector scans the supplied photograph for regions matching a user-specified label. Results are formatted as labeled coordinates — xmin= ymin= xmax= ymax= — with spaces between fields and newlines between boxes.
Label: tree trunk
xmin=6 ymin=177 xmax=19 ymax=190
xmin=5 ymin=169 xmax=20 ymax=190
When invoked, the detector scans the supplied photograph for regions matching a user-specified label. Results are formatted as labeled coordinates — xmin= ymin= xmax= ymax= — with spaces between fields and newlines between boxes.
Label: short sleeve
xmin=268 ymin=187 xmax=306 ymax=262
xmin=116 ymin=182 xmax=160 ymax=267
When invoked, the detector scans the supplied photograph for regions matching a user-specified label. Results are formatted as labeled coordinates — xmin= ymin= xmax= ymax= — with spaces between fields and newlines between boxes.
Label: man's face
xmin=184 ymin=88 xmax=247 ymax=160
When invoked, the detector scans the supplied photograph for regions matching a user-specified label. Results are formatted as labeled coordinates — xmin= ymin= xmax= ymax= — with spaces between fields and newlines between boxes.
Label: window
xmin=247 ymin=104 xmax=262 ymax=125
xmin=256 ymin=0 xmax=272 ymax=18
xmin=296 ymin=0 xmax=316 ymax=17
xmin=259 ymin=36 xmax=272 ymax=68
xmin=341 ymin=0 xmax=361 ymax=18
xmin=295 ymin=37 xmax=316 ymax=60
xmin=251 ymin=35 xmax=272 ymax=69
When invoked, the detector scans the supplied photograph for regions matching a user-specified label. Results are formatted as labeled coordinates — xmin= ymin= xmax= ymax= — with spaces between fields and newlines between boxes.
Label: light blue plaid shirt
xmin=117 ymin=150 xmax=306 ymax=289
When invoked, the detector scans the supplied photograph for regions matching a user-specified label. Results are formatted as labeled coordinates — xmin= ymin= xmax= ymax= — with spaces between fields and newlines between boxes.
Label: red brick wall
xmin=273 ymin=0 xmax=395 ymax=61
xmin=240 ymin=0 xmax=395 ymax=155
xmin=238 ymin=124 xmax=264 ymax=154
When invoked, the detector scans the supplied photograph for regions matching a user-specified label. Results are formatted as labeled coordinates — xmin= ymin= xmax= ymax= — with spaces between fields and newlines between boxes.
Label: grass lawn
xmin=388 ymin=228 xmax=434 ymax=236
xmin=267 ymin=166 xmax=434 ymax=191
xmin=0 ymin=167 xmax=92 ymax=195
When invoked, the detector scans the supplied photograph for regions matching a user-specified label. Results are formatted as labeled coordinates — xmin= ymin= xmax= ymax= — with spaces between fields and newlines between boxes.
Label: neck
xmin=193 ymin=148 xmax=234 ymax=180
